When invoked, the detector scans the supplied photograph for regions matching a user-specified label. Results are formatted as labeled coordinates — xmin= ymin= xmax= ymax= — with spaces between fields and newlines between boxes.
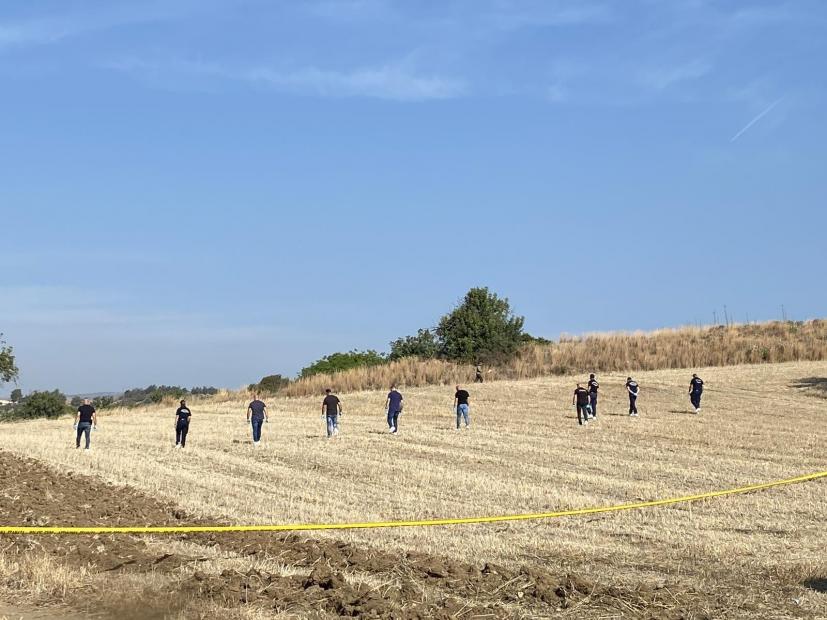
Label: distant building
xmin=0 ymin=400 xmax=12 ymax=406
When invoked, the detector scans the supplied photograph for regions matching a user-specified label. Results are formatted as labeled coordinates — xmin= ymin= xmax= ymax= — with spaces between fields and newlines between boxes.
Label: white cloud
xmin=245 ymin=65 xmax=465 ymax=101
xmin=105 ymin=57 xmax=466 ymax=101
xmin=640 ymin=58 xmax=712 ymax=90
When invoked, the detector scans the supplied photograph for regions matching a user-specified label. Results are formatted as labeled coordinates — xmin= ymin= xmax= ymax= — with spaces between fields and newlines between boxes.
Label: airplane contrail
xmin=730 ymin=97 xmax=784 ymax=142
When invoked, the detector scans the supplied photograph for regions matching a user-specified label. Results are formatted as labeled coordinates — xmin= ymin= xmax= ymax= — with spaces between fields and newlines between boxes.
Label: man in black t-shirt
xmin=175 ymin=400 xmax=192 ymax=448
xmin=246 ymin=395 xmax=268 ymax=445
xmin=74 ymin=399 xmax=97 ymax=450
xmin=689 ymin=374 xmax=704 ymax=414
xmin=572 ymin=384 xmax=591 ymax=426
xmin=587 ymin=374 xmax=599 ymax=419
xmin=454 ymin=385 xmax=470 ymax=429
xmin=322 ymin=389 xmax=342 ymax=438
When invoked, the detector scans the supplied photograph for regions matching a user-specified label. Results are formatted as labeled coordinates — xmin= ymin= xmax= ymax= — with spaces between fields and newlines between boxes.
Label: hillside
xmin=276 ymin=319 xmax=827 ymax=397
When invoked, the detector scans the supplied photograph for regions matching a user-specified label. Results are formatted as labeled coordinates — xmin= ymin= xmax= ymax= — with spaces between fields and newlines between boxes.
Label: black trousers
xmin=176 ymin=422 xmax=189 ymax=447
xmin=576 ymin=403 xmax=590 ymax=425
xmin=629 ymin=395 xmax=638 ymax=414
xmin=690 ymin=392 xmax=702 ymax=409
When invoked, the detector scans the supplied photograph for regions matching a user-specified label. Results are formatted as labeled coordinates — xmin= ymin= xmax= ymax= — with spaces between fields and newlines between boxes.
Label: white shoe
xmin=389 ymin=427 xmax=396 ymax=433
xmin=84 ymin=448 xmax=91 ymax=452
xmin=175 ymin=443 xmax=181 ymax=449
xmin=253 ymin=441 xmax=260 ymax=446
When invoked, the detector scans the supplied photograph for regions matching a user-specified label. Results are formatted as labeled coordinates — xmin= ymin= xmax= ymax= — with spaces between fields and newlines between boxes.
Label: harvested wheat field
xmin=2 ymin=361 xmax=826 ymax=619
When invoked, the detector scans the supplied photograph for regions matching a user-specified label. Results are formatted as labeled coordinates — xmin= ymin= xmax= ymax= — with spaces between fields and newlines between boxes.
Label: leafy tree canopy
xmin=435 ymin=287 xmax=526 ymax=364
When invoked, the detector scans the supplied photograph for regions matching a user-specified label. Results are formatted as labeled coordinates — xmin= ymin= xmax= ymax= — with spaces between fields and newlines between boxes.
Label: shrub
xmin=17 ymin=390 xmax=70 ymax=420
xmin=389 ymin=329 xmax=439 ymax=361
xmin=300 ymin=350 xmax=387 ymax=378
xmin=250 ymin=374 xmax=291 ymax=394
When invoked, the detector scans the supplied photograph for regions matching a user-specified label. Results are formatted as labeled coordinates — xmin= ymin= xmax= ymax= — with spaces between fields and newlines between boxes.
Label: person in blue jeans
xmin=385 ymin=385 xmax=404 ymax=434
xmin=587 ymin=373 xmax=599 ymax=419
xmin=454 ymin=385 xmax=470 ymax=430
xmin=689 ymin=374 xmax=704 ymax=414
xmin=246 ymin=395 xmax=268 ymax=446
xmin=322 ymin=389 xmax=342 ymax=438
xmin=74 ymin=399 xmax=97 ymax=451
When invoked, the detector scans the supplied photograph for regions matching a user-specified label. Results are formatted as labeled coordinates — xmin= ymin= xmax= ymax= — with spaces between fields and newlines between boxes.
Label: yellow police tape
xmin=1 ymin=470 xmax=824 ymax=535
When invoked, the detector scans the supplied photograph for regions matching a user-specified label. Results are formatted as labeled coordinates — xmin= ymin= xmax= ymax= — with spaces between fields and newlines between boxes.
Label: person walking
xmin=454 ymin=385 xmax=471 ymax=429
xmin=385 ymin=385 xmax=404 ymax=434
xmin=475 ymin=365 xmax=484 ymax=383
xmin=626 ymin=377 xmax=640 ymax=416
xmin=246 ymin=394 xmax=268 ymax=446
xmin=689 ymin=373 xmax=704 ymax=414
xmin=572 ymin=383 xmax=591 ymax=426
xmin=587 ymin=373 xmax=599 ymax=419
xmin=175 ymin=399 xmax=192 ymax=448
xmin=74 ymin=398 xmax=97 ymax=451
xmin=322 ymin=388 xmax=342 ymax=438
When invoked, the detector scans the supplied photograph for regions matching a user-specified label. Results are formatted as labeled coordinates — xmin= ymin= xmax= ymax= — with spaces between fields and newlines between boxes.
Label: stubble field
xmin=1 ymin=361 xmax=825 ymax=618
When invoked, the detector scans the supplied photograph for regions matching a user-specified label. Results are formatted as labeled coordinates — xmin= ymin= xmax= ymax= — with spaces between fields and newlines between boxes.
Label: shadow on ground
xmin=790 ymin=377 xmax=827 ymax=398
xmin=804 ymin=578 xmax=827 ymax=593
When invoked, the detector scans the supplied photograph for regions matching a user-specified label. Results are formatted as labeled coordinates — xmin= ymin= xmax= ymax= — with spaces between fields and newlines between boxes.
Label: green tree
xmin=389 ymin=329 xmax=439 ymax=361
xmin=70 ymin=396 xmax=83 ymax=408
xmin=0 ymin=335 xmax=19 ymax=385
xmin=300 ymin=350 xmax=386 ymax=378
xmin=252 ymin=374 xmax=291 ymax=394
xmin=18 ymin=390 xmax=70 ymax=420
xmin=436 ymin=287 xmax=525 ymax=364
xmin=10 ymin=388 xmax=22 ymax=403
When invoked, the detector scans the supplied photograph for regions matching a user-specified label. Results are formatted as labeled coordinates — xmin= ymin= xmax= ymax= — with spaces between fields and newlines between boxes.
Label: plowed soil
xmin=0 ymin=450 xmax=808 ymax=619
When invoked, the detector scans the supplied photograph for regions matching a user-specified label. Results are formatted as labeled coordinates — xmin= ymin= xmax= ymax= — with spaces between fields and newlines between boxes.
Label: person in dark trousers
xmin=322 ymin=388 xmax=342 ymax=438
xmin=175 ymin=399 xmax=191 ymax=448
xmin=587 ymin=373 xmax=599 ymax=419
xmin=385 ymin=385 xmax=404 ymax=434
xmin=246 ymin=394 xmax=268 ymax=446
xmin=74 ymin=399 xmax=97 ymax=451
xmin=626 ymin=377 xmax=640 ymax=416
xmin=475 ymin=365 xmax=484 ymax=383
xmin=454 ymin=385 xmax=470 ymax=429
xmin=572 ymin=384 xmax=591 ymax=425
xmin=689 ymin=373 xmax=704 ymax=414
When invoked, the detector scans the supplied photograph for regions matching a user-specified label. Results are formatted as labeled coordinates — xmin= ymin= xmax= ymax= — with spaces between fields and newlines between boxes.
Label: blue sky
xmin=1 ymin=0 xmax=826 ymax=395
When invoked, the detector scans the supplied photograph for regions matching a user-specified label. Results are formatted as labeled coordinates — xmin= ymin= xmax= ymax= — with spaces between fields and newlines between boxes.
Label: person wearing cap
xmin=175 ymin=400 xmax=192 ymax=448
xmin=572 ymin=383 xmax=591 ymax=425
xmin=689 ymin=373 xmax=704 ymax=414
xmin=322 ymin=388 xmax=342 ymax=438
xmin=454 ymin=385 xmax=470 ymax=429
xmin=587 ymin=373 xmax=599 ymax=419
xmin=626 ymin=377 xmax=640 ymax=416
xmin=246 ymin=394 xmax=268 ymax=446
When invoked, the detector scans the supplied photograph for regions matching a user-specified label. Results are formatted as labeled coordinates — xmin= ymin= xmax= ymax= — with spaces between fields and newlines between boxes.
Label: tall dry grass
xmin=277 ymin=319 xmax=827 ymax=397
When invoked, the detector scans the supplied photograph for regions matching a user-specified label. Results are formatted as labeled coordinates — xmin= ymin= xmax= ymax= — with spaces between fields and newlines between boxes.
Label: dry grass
xmin=273 ymin=319 xmax=827 ymax=397
xmin=3 ymin=361 xmax=826 ymax=617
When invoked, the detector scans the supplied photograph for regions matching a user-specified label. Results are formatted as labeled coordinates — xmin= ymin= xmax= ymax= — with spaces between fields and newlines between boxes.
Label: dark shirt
xmin=455 ymin=390 xmax=470 ymax=405
xmin=588 ymin=379 xmax=599 ymax=394
xmin=176 ymin=407 xmax=191 ymax=424
xmin=690 ymin=377 xmax=704 ymax=393
xmin=574 ymin=387 xmax=590 ymax=405
xmin=77 ymin=404 xmax=95 ymax=424
xmin=626 ymin=381 xmax=639 ymax=396
xmin=248 ymin=400 xmax=266 ymax=420
xmin=323 ymin=394 xmax=340 ymax=416
xmin=387 ymin=391 xmax=403 ymax=412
